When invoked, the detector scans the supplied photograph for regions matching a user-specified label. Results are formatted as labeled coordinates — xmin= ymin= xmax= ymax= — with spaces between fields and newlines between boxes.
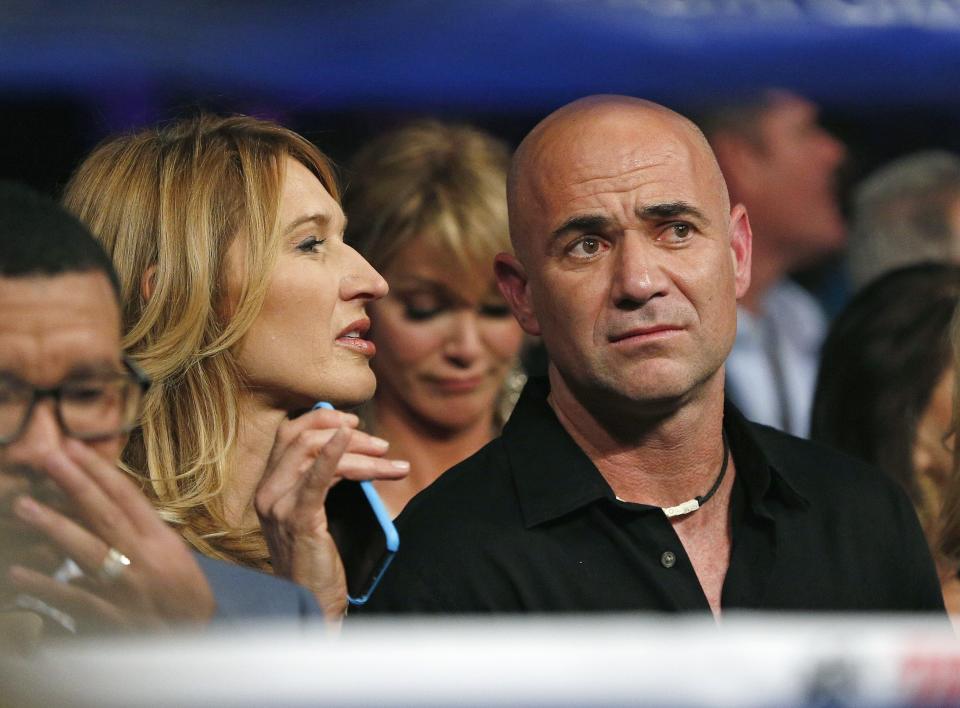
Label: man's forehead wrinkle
xmin=508 ymin=95 xmax=731 ymax=255
xmin=554 ymin=145 xmax=718 ymax=218
xmin=557 ymin=114 xmax=707 ymax=181
xmin=568 ymin=144 xmax=693 ymax=191
xmin=0 ymin=274 xmax=123 ymax=385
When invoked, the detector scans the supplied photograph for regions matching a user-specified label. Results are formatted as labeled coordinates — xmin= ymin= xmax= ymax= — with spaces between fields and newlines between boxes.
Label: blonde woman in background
xmin=344 ymin=121 xmax=526 ymax=515
xmin=62 ymin=115 xmax=408 ymax=619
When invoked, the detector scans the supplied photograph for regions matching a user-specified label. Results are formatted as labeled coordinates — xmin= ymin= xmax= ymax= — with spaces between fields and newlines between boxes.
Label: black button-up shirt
xmin=364 ymin=378 xmax=945 ymax=614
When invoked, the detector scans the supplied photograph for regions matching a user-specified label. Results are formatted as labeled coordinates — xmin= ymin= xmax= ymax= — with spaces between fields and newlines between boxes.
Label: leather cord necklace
xmin=661 ymin=431 xmax=730 ymax=518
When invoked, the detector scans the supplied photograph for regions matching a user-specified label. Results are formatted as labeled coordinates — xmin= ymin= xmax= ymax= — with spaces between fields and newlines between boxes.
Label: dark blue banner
xmin=1 ymin=1 xmax=959 ymax=110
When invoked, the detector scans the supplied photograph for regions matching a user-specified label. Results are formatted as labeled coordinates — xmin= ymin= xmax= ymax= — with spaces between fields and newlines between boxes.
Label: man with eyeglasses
xmin=0 ymin=181 xmax=320 ymax=640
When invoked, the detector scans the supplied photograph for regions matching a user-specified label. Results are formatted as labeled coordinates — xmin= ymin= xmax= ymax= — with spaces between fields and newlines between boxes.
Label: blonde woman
xmin=62 ymin=115 xmax=408 ymax=619
xmin=344 ymin=121 xmax=525 ymax=515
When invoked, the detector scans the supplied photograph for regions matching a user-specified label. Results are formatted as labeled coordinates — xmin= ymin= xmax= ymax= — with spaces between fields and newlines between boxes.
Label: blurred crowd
xmin=2 ymin=87 xmax=960 ymax=660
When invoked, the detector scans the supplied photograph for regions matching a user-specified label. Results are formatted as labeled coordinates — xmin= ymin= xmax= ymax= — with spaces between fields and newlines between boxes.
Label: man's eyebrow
xmin=64 ymin=360 xmax=124 ymax=378
xmin=637 ymin=202 xmax=709 ymax=225
xmin=550 ymin=215 xmax=613 ymax=241
xmin=0 ymin=360 xmax=123 ymax=383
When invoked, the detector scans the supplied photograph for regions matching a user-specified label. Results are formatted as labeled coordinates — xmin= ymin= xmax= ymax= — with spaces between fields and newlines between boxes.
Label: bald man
xmin=363 ymin=97 xmax=943 ymax=616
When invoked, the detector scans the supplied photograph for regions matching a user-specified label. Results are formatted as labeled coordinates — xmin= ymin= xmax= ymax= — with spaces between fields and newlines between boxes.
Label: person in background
xmin=848 ymin=151 xmax=960 ymax=291
xmin=344 ymin=120 xmax=525 ymax=515
xmin=937 ymin=300 xmax=960 ymax=623
xmin=811 ymin=263 xmax=960 ymax=545
xmin=62 ymin=115 xmax=407 ymax=621
xmin=0 ymin=181 xmax=323 ymax=641
xmin=700 ymin=90 xmax=847 ymax=437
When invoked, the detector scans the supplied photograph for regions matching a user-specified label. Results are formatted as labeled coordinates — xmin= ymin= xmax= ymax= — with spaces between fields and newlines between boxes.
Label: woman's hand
xmin=254 ymin=408 xmax=408 ymax=621
xmin=7 ymin=439 xmax=215 ymax=633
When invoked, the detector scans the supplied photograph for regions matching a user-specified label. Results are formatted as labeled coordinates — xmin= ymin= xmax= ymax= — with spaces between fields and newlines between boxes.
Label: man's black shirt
xmin=365 ymin=378 xmax=945 ymax=614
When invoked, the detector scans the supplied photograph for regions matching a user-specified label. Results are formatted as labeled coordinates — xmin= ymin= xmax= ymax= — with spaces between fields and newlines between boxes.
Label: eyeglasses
xmin=0 ymin=357 xmax=151 ymax=445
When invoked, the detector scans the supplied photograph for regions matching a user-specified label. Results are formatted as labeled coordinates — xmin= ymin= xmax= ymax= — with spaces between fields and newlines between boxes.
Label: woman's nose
xmin=443 ymin=311 xmax=483 ymax=366
xmin=341 ymin=246 xmax=389 ymax=302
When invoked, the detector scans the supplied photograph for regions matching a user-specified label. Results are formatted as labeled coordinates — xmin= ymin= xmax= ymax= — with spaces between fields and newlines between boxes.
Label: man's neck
xmin=546 ymin=367 xmax=728 ymax=508
xmin=547 ymin=367 xmax=735 ymax=616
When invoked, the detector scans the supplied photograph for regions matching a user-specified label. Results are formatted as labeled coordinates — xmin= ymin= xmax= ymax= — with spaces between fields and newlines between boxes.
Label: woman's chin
xmin=320 ymin=375 xmax=378 ymax=410
xmin=271 ymin=373 xmax=377 ymax=414
xmin=408 ymin=403 xmax=490 ymax=435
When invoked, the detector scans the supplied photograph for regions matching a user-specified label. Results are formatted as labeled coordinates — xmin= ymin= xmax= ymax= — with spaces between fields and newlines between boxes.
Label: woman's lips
xmin=335 ymin=318 xmax=375 ymax=356
xmin=335 ymin=335 xmax=376 ymax=357
xmin=428 ymin=375 xmax=485 ymax=394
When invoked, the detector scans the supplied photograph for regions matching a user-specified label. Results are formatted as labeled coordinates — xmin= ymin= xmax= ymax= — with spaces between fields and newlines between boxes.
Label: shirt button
xmin=660 ymin=551 xmax=676 ymax=569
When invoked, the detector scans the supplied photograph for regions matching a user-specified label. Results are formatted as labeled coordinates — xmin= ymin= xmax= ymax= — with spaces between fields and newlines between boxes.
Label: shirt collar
xmin=722 ymin=400 xmax=810 ymax=519
xmin=502 ymin=377 xmax=808 ymax=529
xmin=502 ymin=377 xmax=613 ymax=528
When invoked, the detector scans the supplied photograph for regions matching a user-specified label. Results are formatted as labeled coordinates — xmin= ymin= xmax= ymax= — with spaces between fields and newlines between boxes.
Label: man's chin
xmin=582 ymin=369 xmax=719 ymax=416
xmin=601 ymin=367 xmax=699 ymax=402
xmin=570 ymin=379 xmax=682 ymax=417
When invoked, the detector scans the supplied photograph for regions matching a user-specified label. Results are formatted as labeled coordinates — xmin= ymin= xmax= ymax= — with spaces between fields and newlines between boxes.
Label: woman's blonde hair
xmin=343 ymin=119 xmax=512 ymax=293
xmin=343 ymin=120 xmax=524 ymax=426
xmin=62 ymin=114 xmax=339 ymax=570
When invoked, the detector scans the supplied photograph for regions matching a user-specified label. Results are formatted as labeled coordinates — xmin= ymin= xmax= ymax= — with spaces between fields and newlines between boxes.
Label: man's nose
xmin=443 ymin=311 xmax=484 ymax=367
xmin=610 ymin=236 xmax=669 ymax=307
xmin=819 ymin=128 xmax=847 ymax=168
xmin=3 ymin=400 xmax=64 ymax=469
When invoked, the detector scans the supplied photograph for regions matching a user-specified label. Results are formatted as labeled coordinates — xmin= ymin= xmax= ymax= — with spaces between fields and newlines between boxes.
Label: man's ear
xmin=140 ymin=264 xmax=157 ymax=303
xmin=494 ymin=252 xmax=541 ymax=336
xmin=728 ymin=203 xmax=753 ymax=300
